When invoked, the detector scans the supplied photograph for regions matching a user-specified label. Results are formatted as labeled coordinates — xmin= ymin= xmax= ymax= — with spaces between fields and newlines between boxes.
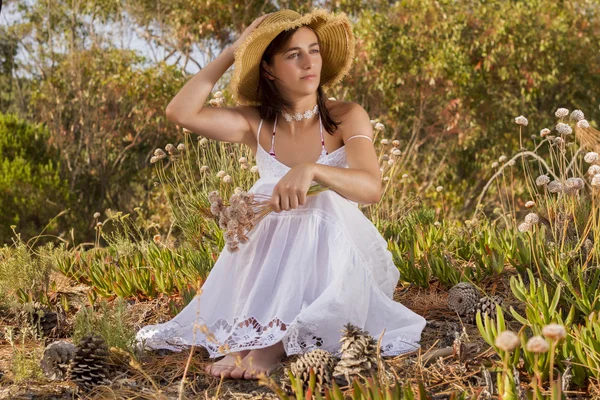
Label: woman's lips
xmin=301 ymin=75 xmax=316 ymax=80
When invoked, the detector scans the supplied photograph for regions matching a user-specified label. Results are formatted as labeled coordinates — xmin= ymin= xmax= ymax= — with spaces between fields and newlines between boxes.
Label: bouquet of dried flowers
xmin=208 ymin=183 xmax=330 ymax=252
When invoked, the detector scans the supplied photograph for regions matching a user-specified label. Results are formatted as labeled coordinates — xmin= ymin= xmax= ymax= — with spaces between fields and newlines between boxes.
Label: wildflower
xmin=434 ymin=221 xmax=441 ymax=227
xmin=542 ymin=324 xmax=567 ymax=341
xmin=182 ymin=128 xmax=192 ymax=134
xmin=375 ymin=123 xmax=385 ymax=131
xmin=370 ymin=119 xmax=376 ymax=125
xmin=177 ymin=143 xmax=185 ymax=151
xmin=380 ymin=138 xmax=389 ymax=145
xmin=495 ymin=330 xmax=520 ymax=352
xmin=199 ymin=137 xmax=208 ymax=146
xmin=518 ymin=222 xmax=532 ymax=232
xmin=592 ymin=174 xmax=600 ymax=187
xmin=536 ymin=175 xmax=550 ymax=186
xmin=392 ymin=148 xmax=401 ymax=156
xmin=241 ymin=163 xmax=249 ymax=170
xmin=547 ymin=181 xmax=563 ymax=193
xmin=492 ymin=162 xmax=499 ymax=168
xmin=556 ymin=123 xmax=572 ymax=135
xmin=570 ymin=110 xmax=585 ymax=121
xmin=584 ymin=152 xmax=599 ymax=163
xmin=200 ymin=165 xmax=209 ymax=173
xmin=216 ymin=170 xmax=226 ymax=178
xmin=555 ymin=108 xmax=569 ymax=118
xmin=493 ymin=207 xmax=503 ymax=215
xmin=589 ymin=165 xmax=600 ymax=176
xmin=93 ymin=212 xmax=101 ymax=219
xmin=153 ymin=234 xmax=161 ymax=244
xmin=234 ymin=187 xmax=244 ymax=195
xmin=402 ymin=173 xmax=408 ymax=179
xmin=578 ymin=119 xmax=590 ymax=129
xmin=515 ymin=115 xmax=528 ymax=126
xmin=379 ymin=167 xmax=384 ymax=173
xmin=214 ymin=91 xmax=223 ymax=98
xmin=223 ymin=175 xmax=232 ymax=183
xmin=150 ymin=156 xmax=159 ymax=163
xmin=540 ymin=128 xmax=551 ymax=137
xmin=553 ymin=137 xmax=565 ymax=146
xmin=154 ymin=148 xmax=166 ymax=158
xmin=96 ymin=222 xmax=103 ymax=228
xmin=383 ymin=176 xmax=390 ymax=181
xmin=382 ymin=155 xmax=389 ymax=161
xmin=507 ymin=160 xmax=516 ymax=167
xmin=499 ymin=155 xmax=507 ymax=163
xmin=153 ymin=181 xmax=159 ymax=187
xmin=387 ymin=159 xmax=394 ymax=165
xmin=526 ymin=336 xmax=550 ymax=353
xmin=525 ymin=201 xmax=535 ymax=208
xmin=209 ymin=99 xmax=220 ymax=106
xmin=165 ymin=143 xmax=176 ymax=154
xmin=525 ymin=213 xmax=539 ymax=224
xmin=251 ymin=165 xmax=259 ymax=173
xmin=392 ymin=140 xmax=400 ymax=148
xmin=329 ymin=97 xmax=337 ymax=101
xmin=436 ymin=186 xmax=443 ymax=192
xmin=239 ymin=157 xmax=248 ymax=164
xmin=531 ymin=134 xmax=537 ymax=140
xmin=565 ymin=177 xmax=584 ymax=192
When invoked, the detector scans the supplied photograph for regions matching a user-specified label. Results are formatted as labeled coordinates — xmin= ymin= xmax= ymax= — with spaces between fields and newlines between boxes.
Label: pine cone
xmin=41 ymin=340 xmax=76 ymax=380
xmin=282 ymin=349 xmax=337 ymax=394
xmin=21 ymin=302 xmax=58 ymax=337
xmin=468 ymin=295 xmax=504 ymax=323
xmin=332 ymin=323 xmax=378 ymax=386
xmin=448 ymin=282 xmax=480 ymax=316
xmin=69 ymin=334 xmax=110 ymax=390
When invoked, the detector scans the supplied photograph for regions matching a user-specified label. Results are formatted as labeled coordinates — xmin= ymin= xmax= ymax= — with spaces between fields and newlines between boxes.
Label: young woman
xmin=136 ymin=9 xmax=426 ymax=381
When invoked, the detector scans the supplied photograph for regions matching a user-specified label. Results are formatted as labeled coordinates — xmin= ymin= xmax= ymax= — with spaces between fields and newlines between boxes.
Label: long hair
xmin=256 ymin=26 xmax=340 ymax=135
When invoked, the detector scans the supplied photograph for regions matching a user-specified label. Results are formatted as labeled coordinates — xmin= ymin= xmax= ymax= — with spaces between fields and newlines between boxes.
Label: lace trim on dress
xmin=136 ymin=315 xmax=420 ymax=358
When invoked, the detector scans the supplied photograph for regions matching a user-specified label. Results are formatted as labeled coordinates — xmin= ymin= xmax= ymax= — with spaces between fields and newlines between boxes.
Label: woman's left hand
xmin=270 ymin=163 xmax=316 ymax=212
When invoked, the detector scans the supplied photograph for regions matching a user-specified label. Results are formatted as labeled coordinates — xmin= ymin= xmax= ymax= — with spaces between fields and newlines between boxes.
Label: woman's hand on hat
xmin=232 ymin=13 xmax=272 ymax=52
xmin=270 ymin=162 xmax=315 ymax=213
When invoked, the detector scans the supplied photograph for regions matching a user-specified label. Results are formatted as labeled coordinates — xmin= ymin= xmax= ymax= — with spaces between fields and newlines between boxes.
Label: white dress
xmin=135 ymin=114 xmax=427 ymax=358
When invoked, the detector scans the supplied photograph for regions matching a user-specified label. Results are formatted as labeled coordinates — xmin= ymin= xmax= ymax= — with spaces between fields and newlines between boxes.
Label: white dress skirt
xmin=135 ymin=132 xmax=427 ymax=358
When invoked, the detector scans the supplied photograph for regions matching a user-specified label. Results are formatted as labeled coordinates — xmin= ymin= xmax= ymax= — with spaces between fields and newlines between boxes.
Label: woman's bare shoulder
xmin=326 ymin=100 xmax=371 ymax=135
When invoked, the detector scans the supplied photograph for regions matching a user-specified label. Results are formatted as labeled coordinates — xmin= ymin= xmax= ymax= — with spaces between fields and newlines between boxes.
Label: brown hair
xmin=257 ymin=26 xmax=340 ymax=135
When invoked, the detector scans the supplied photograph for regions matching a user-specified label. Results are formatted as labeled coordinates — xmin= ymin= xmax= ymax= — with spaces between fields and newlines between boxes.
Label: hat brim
xmin=230 ymin=9 xmax=356 ymax=106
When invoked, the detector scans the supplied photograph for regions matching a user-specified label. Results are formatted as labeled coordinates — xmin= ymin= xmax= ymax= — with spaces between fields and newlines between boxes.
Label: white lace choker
xmin=282 ymin=105 xmax=319 ymax=122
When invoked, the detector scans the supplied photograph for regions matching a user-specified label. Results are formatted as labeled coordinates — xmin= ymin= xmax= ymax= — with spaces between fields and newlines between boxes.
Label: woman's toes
xmin=230 ymin=366 xmax=247 ymax=380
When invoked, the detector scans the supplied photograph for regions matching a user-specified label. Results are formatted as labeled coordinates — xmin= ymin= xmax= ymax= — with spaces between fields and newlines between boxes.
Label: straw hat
xmin=230 ymin=9 xmax=356 ymax=106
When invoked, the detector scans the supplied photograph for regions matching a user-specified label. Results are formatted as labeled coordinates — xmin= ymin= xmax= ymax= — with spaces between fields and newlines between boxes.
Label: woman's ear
xmin=261 ymin=60 xmax=275 ymax=81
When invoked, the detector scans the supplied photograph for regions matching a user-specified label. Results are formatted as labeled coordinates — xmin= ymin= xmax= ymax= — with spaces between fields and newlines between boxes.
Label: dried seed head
xmin=153 ymin=234 xmax=161 ymax=244
xmin=380 ymin=139 xmax=389 ymax=145
xmin=492 ymin=162 xmax=499 ymax=168
xmin=402 ymin=173 xmax=408 ymax=179
xmin=542 ymin=324 xmax=567 ymax=341
xmin=555 ymin=108 xmax=569 ymax=118
xmin=515 ymin=115 xmax=528 ymax=126
xmin=584 ymin=152 xmax=599 ymax=164
xmin=570 ymin=110 xmax=585 ymax=121
xmin=216 ymin=170 xmax=226 ymax=178
xmin=524 ymin=213 xmax=539 ymax=224
xmin=199 ymin=137 xmax=208 ymax=146
xmin=518 ymin=222 xmax=532 ymax=232
xmin=507 ymin=160 xmax=516 ymax=166
xmin=436 ymin=186 xmax=443 ymax=192
xmin=495 ymin=330 xmax=520 ymax=352
xmin=592 ymin=174 xmax=600 ymax=187
xmin=200 ymin=165 xmax=209 ymax=173
xmin=223 ymin=175 xmax=232 ymax=183
xmin=499 ymin=155 xmax=507 ymax=163
xmin=526 ymin=336 xmax=550 ymax=353
xmin=392 ymin=148 xmax=401 ymax=156
xmin=525 ymin=201 xmax=535 ymax=209
xmin=251 ymin=165 xmax=259 ymax=173
xmin=154 ymin=148 xmax=166 ymax=157
xmin=556 ymin=123 xmax=572 ymax=135
xmin=93 ymin=212 xmax=101 ymax=219
xmin=547 ymin=181 xmax=563 ymax=193
xmin=578 ymin=119 xmax=590 ymax=129
xmin=392 ymin=140 xmax=400 ymax=147
xmin=239 ymin=157 xmax=247 ymax=164
xmin=165 ymin=143 xmax=176 ymax=154
xmin=177 ymin=143 xmax=185 ymax=151
xmin=540 ymin=128 xmax=551 ymax=137
xmin=214 ymin=91 xmax=223 ymax=98
xmin=375 ymin=122 xmax=385 ymax=131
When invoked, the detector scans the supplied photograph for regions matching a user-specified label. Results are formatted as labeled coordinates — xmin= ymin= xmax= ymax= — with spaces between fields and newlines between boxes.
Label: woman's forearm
xmin=310 ymin=163 xmax=382 ymax=205
xmin=165 ymin=46 xmax=236 ymax=120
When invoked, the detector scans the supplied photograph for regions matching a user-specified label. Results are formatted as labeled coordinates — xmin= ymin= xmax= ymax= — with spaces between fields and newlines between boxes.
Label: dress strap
xmin=269 ymin=114 xmax=277 ymax=156
xmin=257 ymin=119 xmax=263 ymax=141
xmin=319 ymin=113 xmax=328 ymax=156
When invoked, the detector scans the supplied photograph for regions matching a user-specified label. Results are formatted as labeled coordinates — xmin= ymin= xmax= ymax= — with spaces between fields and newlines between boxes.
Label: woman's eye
xmin=288 ymin=53 xmax=298 ymax=59
xmin=311 ymin=49 xmax=320 ymax=53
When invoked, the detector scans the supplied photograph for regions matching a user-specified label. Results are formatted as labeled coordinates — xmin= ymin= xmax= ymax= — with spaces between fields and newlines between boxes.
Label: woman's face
xmin=263 ymin=26 xmax=322 ymax=100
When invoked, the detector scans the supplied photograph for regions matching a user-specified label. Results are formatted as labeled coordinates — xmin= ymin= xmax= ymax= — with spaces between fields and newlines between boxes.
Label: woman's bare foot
xmin=230 ymin=342 xmax=286 ymax=380
xmin=205 ymin=350 xmax=250 ymax=378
